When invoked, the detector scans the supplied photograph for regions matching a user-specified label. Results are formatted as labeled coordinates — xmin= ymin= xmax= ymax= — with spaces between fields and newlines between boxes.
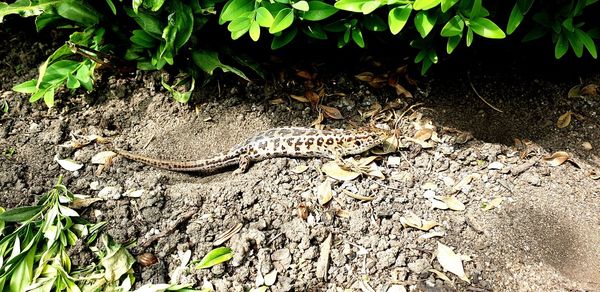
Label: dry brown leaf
xmin=368 ymin=76 xmax=387 ymax=88
xmin=391 ymin=83 xmax=413 ymax=98
xmin=542 ymin=151 xmax=570 ymax=166
xmin=297 ymin=203 xmax=309 ymax=220
xmin=296 ymin=70 xmax=314 ymax=80
xmin=436 ymin=242 xmax=470 ymax=283
xmin=357 ymin=156 xmax=379 ymax=167
xmin=319 ymin=105 xmax=344 ymax=120
xmin=269 ymin=98 xmax=286 ymax=105
xmin=91 ymin=151 xmax=117 ymax=164
xmin=452 ymin=173 xmax=479 ymax=192
xmin=404 ymin=137 xmax=434 ymax=148
xmin=292 ymin=164 xmax=309 ymax=174
xmin=322 ymin=161 xmax=360 ymax=181
xmin=342 ymin=189 xmax=376 ymax=201
xmin=290 ymin=94 xmax=309 ymax=103
xmin=414 ymin=128 xmax=433 ymax=141
xmin=582 ymin=142 xmax=593 ymax=150
xmin=580 ymin=84 xmax=599 ymax=96
xmin=355 ymin=72 xmax=374 ymax=82
xmin=567 ymin=84 xmax=582 ymax=98
xmin=317 ymin=179 xmax=334 ymax=205
xmin=305 ymin=90 xmax=320 ymax=106
xmin=557 ymin=111 xmax=572 ymax=128
xmin=335 ymin=209 xmax=350 ymax=218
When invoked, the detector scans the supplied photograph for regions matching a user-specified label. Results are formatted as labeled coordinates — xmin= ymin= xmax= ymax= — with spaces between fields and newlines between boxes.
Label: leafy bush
xmin=1 ymin=0 xmax=598 ymax=105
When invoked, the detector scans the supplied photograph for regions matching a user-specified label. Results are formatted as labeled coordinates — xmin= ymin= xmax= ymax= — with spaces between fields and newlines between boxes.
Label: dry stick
xmin=139 ymin=208 xmax=197 ymax=248
xmin=467 ymin=72 xmax=504 ymax=113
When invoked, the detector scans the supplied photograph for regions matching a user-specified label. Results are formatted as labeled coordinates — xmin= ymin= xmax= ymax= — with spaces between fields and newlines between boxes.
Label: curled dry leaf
xmin=453 ymin=173 xmax=480 ymax=192
xmin=213 ymin=222 xmax=243 ymax=246
xmin=296 ymin=70 xmax=314 ymax=80
xmin=391 ymin=83 xmax=413 ymax=98
xmin=317 ymin=179 xmax=334 ymax=205
xmin=436 ymin=242 xmax=470 ymax=283
xmin=292 ymin=164 xmax=309 ymax=174
xmin=319 ymin=105 xmax=344 ymax=120
xmin=580 ymin=84 xmax=599 ymax=96
xmin=355 ymin=72 xmax=374 ymax=82
xmin=582 ymin=142 xmax=593 ymax=151
xmin=91 ymin=151 xmax=117 ymax=164
xmin=290 ymin=94 xmax=310 ymax=103
xmin=342 ymin=189 xmax=376 ymax=201
xmin=414 ymin=128 xmax=433 ymax=141
xmin=556 ymin=111 xmax=572 ymax=128
xmin=335 ymin=209 xmax=350 ymax=218
xmin=542 ymin=151 xmax=570 ymax=166
xmin=305 ymin=90 xmax=320 ymax=106
xmin=269 ymin=98 xmax=285 ymax=105
xmin=122 ymin=189 xmax=144 ymax=198
xmin=400 ymin=212 xmax=439 ymax=231
xmin=404 ymin=137 xmax=434 ymax=148
xmin=322 ymin=161 xmax=360 ymax=181
xmin=481 ymin=197 xmax=504 ymax=211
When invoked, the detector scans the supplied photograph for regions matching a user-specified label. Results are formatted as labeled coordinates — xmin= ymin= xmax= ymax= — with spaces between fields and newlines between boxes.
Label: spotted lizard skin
xmin=114 ymin=127 xmax=390 ymax=173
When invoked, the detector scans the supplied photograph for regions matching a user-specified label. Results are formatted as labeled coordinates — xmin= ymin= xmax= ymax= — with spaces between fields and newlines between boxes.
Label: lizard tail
xmin=112 ymin=148 xmax=238 ymax=172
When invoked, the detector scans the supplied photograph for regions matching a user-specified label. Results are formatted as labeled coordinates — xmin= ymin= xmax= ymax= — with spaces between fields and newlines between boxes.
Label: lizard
xmin=113 ymin=126 xmax=391 ymax=174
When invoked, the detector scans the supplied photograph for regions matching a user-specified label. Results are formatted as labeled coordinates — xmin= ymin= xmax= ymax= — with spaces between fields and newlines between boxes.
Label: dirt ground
xmin=1 ymin=24 xmax=599 ymax=291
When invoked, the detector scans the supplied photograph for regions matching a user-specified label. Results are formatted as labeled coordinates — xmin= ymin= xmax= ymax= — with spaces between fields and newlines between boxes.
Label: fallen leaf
xmin=317 ymin=179 xmax=334 ymax=205
xmin=386 ymin=284 xmax=407 ymax=292
xmin=296 ymin=70 xmax=314 ymax=80
xmin=421 ymin=182 xmax=437 ymax=190
xmin=404 ymin=137 xmax=434 ymax=148
xmin=122 ymin=189 xmax=144 ymax=198
xmin=391 ymin=83 xmax=413 ymax=97
xmin=56 ymin=157 xmax=83 ymax=171
xmin=542 ymin=151 xmax=570 ymax=166
xmin=319 ymin=105 xmax=344 ymax=120
xmin=297 ymin=203 xmax=309 ymax=220
xmin=70 ymin=197 xmax=103 ymax=209
xmin=557 ymin=111 xmax=572 ymax=128
xmin=452 ymin=173 xmax=479 ymax=192
xmin=342 ymin=189 xmax=376 ymax=201
xmin=436 ymin=242 xmax=470 ymax=283
xmin=269 ymin=98 xmax=285 ymax=105
xmin=582 ymin=142 xmax=592 ymax=150
xmin=91 ymin=151 xmax=117 ymax=164
xmin=400 ymin=212 xmax=439 ymax=231
xmin=305 ymin=90 xmax=320 ymax=106
xmin=429 ymin=269 xmax=454 ymax=287
xmin=322 ymin=161 xmax=360 ymax=181
xmin=290 ymin=94 xmax=310 ymax=103
xmin=580 ymin=84 xmax=599 ymax=96
xmin=419 ymin=231 xmax=445 ymax=239
xmin=438 ymin=196 xmax=466 ymax=211
xmin=481 ymin=197 xmax=504 ymax=211
xmin=355 ymin=72 xmax=374 ymax=82
xmin=335 ymin=209 xmax=350 ymax=218
xmin=264 ymin=270 xmax=277 ymax=286
xmin=567 ymin=84 xmax=581 ymax=98
xmin=488 ymin=161 xmax=504 ymax=170
xmin=292 ymin=164 xmax=309 ymax=174
xmin=414 ymin=128 xmax=433 ymax=141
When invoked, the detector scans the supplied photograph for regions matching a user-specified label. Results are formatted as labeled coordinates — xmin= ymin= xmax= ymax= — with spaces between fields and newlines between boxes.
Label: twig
xmin=467 ymin=72 xmax=504 ymax=113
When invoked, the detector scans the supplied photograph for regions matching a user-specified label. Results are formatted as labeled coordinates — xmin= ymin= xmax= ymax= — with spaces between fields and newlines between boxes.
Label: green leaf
xmin=303 ymin=1 xmax=338 ymax=21
xmin=413 ymin=0 xmax=440 ymax=10
xmin=228 ymin=16 xmax=252 ymax=32
xmin=145 ymin=0 xmax=166 ymax=11
xmin=566 ymin=30 xmax=583 ymax=57
xmin=522 ymin=26 xmax=548 ymax=42
xmin=100 ymin=235 xmax=135 ymax=282
xmin=446 ymin=34 xmax=461 ymax=53
xmin=271 ymin=27 xmax=298 ymax=49
xmin=506 ymin=3 xmax=524 ymax=35
xmin=420 ymin=57 xmax=433 ymax=75
xmin=255 ymin=7 xmax=274 ymax=27
xmin=469 ymin=17 xmax=506 ymax=39
xmin=125 ymin=8 xmax=164 ymax=38
xmin=133 ymin=0 xmax=142 ymax=13
xmin=105 ymin=0 xmax=117 ymax=15
xmin=173 ymin=2 xmax=194 ymax=51
xmin=361 ymin=0 xmax=380 ymax=14
xmin=440 ymin=15 xmax=463 ymax=36
xmin=562 ymin=18 xmax=574 ymax=32
xmin=56 ymin=0 xmax=99 ymax=26
xmin=440 ymin=0 xmax=458 ymax=12
xmin=351 ymin=28 xmax=365 ymax=47
xmin=303 ymin=24 xmax=328 ymax=39
xmin=292 ymin=1 xmax=310 ymax=11
xmin=219 ymin=0 xmax=254 ymax=24
xmin=414 ymin=10 xmax=437 ymax=38
xmin=466 ymin=27 xmax=473 ymax=46
xmin=161 ymin=78 xmax=195 ymax=103
xmin=9 ymin=243 xmax=36 ymax=292
xmin=334 ymin=0 xmax=369 ymax=13
xmin=0 ymin=206 xmax=43 ymax=222
xmin=0 ymin=0 xmax=61 ymax=23
xmin=195 ymin=247 xmax=234 ymax=269
xmin=192 ymin=50 xmax=249 ymax=80
xmin=130 ymin=30 xmax=158 ymax=48
xmin=517 ymin=0 xmax=534 ymax=13
xmin=12 ymin=80 xmax=37 ymax=94
xmin=362 ymin=14 xmax=386 ymax=31
xmin=269 ymin=8 xmax=294 ymax=34
xmin=249 ymin=21 xmax=260 ymax=41
xmin=43 ymin=87 xmax=55 ymax=107
xmin=35 ymin=11 xmax=64 ymax=31
xmin=575 ymin=29 xmax=597 ymax=58
xmin=66 ymin=73 xmax=80 ymax=89
xmin=388 ymin=5 xmax=412 ymax=35
xmin=470 ymin=0 xmax=482 ymax=18
xmin=555 ymin=32 xmax=568 ymax=58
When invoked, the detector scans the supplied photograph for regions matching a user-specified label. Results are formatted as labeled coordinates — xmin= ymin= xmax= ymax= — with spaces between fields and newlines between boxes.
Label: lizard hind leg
xmin=233 ymin=154 xmax=251 ymax=174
